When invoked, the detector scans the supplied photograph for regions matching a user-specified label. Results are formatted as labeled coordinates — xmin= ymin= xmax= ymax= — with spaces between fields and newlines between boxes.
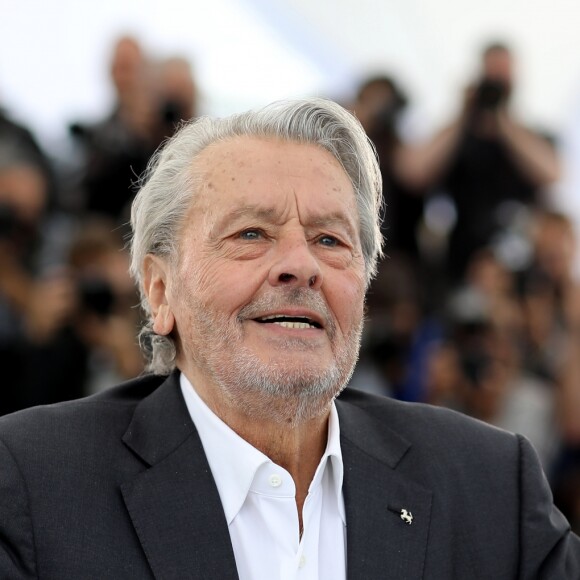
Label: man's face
xmin=483 ymin=48 xmax=513 ymax=85
xmin=152 ymin=136 xmax=366 ymax=423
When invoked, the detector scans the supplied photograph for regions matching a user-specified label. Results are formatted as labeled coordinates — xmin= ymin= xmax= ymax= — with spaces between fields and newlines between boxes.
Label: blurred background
xmin=1 ymin=0 xmax=580 ymax=532
xmin=3 ymin=0 xmax=580 ymax=138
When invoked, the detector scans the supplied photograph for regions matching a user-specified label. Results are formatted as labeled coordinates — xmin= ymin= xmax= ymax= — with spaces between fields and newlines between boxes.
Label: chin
xmin=237 ymin=384 xmax=341 ymax=426
xmin=212 ymin=350 xmax=355 ymax=425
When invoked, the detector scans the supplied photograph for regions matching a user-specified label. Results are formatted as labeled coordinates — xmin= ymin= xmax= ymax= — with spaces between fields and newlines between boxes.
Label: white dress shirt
xmin=180 ymin=374 xmax=347 ymax=580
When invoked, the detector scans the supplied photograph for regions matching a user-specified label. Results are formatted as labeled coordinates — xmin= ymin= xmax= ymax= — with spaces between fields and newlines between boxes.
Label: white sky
xmin=2 ymin=0 xmax=580 ymax=146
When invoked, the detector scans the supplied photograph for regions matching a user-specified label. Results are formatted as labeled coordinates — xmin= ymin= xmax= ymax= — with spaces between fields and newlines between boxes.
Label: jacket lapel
xmin=337 ymin=397 xmax=432 ymax=580
xmin=120 ymin=373 xmax=239 ymax=580
xmin=119 ymin=375 xmax=432 ymax=579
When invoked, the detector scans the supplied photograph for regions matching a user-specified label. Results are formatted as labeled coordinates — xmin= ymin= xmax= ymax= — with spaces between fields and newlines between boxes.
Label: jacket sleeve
xmin=517 ymin=434 xmax=580 ymax=579
xmin=0 ymin=437 xmax=37 ymax=578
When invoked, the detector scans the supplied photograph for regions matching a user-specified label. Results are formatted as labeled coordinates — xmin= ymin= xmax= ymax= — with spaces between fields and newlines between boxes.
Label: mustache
xmin=237 ymin=288 xmax=335 ymax=335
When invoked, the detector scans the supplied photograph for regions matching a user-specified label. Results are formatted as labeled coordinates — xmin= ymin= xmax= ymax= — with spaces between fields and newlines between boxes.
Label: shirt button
xmin=299 ymin=554 xmax=306 ymax=568
xmin=269 ymin=474 xmax=282 ymax=487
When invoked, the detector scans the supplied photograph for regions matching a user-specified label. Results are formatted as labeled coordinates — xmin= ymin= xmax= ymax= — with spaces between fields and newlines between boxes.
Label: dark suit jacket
xmin=0 ymin=372 xmax=578 ymax=579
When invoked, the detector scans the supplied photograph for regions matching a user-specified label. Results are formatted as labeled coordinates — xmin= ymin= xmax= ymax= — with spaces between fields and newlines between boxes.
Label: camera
xmin=0 ymin=203 xmax=19 ymax=240
xmin=78 ymin=276 xmax=115 ymax=318
xmin=473 ymin=78 xmax=508 ymax=110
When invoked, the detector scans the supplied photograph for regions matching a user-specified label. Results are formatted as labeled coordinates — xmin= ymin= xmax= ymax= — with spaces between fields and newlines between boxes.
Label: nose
xmin=268 ymin=235 xmax=323 ymax=290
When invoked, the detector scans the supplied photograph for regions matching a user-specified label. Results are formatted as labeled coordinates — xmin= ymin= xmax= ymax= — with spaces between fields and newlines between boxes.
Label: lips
xmin=237 ymin=290 xmax=333 ymax=336
xmin=255 ymin=314 xmax=323 ymax=329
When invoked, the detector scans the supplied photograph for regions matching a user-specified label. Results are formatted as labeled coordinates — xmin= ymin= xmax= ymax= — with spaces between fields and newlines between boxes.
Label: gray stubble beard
xmin=181 ymin=287 xmax=364 ymax=426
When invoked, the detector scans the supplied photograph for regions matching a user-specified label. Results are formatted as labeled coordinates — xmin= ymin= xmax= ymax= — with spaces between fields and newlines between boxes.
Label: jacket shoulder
xmin=0 ymin=373 xmax=169 ymax=447
xmin=338 ymin=386 xmax=519 ymax=459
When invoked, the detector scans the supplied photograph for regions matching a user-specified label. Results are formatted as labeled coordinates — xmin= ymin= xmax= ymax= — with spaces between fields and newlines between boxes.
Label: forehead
xmin=189 ymin=136 xmax=358 ymax=222
xmin=195 ymin=135 xmax=349 ymax=181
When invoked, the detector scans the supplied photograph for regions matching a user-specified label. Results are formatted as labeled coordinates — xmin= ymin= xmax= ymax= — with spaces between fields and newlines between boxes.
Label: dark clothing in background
xmin=73 ymin=111 xmax=156 ymax=223
xmin=369 ymin=123 xmax=424 ymax=261
xmin=381 ymin=168 xmax=424 ymax=260
xmin=441 ymin=131 xmax=542 ymax=277
xmin=0 ymin=110 xmax=48 ymax=167
xmin=0 ymin=325 xmax=87 ymax=416
xmin=0 ymin=109 xmax=58 ymax=208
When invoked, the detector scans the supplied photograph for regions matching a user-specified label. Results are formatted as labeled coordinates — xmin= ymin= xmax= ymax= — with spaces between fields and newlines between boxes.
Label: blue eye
xmin=319 ymin=235 xmax=338 ymax=247
xmin=240 ymin=230 xmax=261 ymax=240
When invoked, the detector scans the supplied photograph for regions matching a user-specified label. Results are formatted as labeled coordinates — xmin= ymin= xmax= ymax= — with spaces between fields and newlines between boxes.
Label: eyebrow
xmin=307 ymin=213 xmax=359 ymax=241
xmin=210 ymin=204 xmax=359 ymax=240
xmin=209 ymin=205 xmax=279 ymax=237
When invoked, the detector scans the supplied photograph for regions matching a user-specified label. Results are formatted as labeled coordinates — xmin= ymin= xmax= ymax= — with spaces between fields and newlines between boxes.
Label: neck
xmin=185 ymin=371 xmax=332 ymax=524
xmin=221 ymin=401 xmax=331 ymax=533
xmin=231 ymin=410 xmax=330 ymax=486
xmin=217 ymin=393 xmax=330 ymax=489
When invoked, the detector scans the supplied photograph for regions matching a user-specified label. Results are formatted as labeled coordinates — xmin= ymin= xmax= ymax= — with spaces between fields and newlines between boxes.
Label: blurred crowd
xmin=0 ymin=36 xmax=197 ymax=414
xmin=0 ymin=36 xmax=578 ymax=531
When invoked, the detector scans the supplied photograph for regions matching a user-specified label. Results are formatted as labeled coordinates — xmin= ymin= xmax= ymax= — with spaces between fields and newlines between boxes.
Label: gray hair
xmin=130 ymin=97 xmax=383 ymax=374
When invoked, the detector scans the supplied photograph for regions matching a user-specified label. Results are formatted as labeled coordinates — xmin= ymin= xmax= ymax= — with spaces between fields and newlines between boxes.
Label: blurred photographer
xmin=71 ymin=40 xmax=199 ymax=228
xmin=352 ymin=75 xmax=426 ymax=263
xmin=67 ymin=219 xmax=144 ymax=394
xmin=0 ymin=151 xmax=82 ymax=415
xmin=396 ymin=42 xmax=560 ymax=281
xmin=0 ymin=168 xmax=144 ymax=414
xmin=71 ymin=36 xmax=158 ymax=225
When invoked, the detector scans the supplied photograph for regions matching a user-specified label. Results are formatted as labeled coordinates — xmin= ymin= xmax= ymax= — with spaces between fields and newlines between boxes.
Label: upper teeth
xmin=259 ymin=315 xmax=316 ymax=329
xmin=274 ymin=321 xmax=313 ymax=329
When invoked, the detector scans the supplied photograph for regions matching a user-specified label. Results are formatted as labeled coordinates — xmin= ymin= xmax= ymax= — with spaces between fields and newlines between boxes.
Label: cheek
xmin=179 ymin=254 xmax=267 ymax=311
xmin=325 ymin=272 xmax=366 ymax=332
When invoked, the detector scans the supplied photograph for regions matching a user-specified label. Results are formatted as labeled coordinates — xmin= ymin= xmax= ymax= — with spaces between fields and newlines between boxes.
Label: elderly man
xmin=0 ymin=99 xmax=578 ymax=579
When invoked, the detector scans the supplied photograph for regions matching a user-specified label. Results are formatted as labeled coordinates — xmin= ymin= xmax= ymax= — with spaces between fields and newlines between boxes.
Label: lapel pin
xmin=388 ymin=505 xmax=414 ymax=525
xmin=400 ymin=509 xmax=413 ymax=525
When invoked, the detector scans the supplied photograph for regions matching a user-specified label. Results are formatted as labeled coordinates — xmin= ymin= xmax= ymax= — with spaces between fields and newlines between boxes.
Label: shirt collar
xmin=179 ymin=373 xmax=345 ymax=524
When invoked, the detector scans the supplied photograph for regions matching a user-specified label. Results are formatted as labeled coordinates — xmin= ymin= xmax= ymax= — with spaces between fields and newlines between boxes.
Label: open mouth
xmin=254 ymin=315 xmax=323 ymax=330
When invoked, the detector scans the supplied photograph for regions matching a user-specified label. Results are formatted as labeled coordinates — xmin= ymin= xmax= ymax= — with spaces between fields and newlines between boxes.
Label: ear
xmin=143 ymin=254 xmax=175 ymax=336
